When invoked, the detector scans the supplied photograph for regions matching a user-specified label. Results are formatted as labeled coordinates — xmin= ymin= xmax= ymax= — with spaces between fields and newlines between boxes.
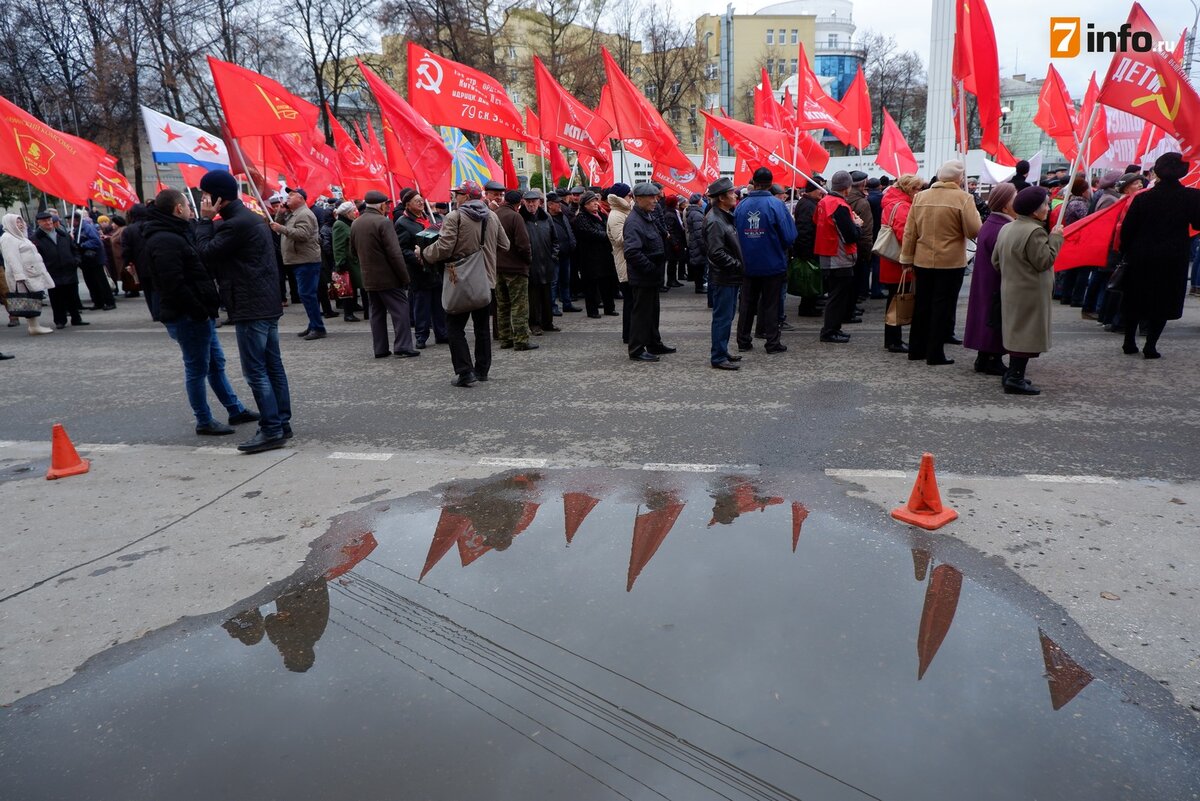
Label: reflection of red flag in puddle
xmin=708 ymin=482 xmax=783 ymax=526
xmin=912 ymin=549 xmax=932 ymax=582
xmin=563 ymin=492 xmax=600 ymax=543
xmin=917 ymin=563 xmax=963 ymax=679
xmin=457 ymin=502 xmax=540 ymax=566
xmin=323 ymin=532 xmax=379 ymax=581
xmin=791 ymin=502 xmax=808 ymax=552
xmin=627 ymin=498 xmax=685 ymax=592
xmin=420 ymin=509 xmax=472 ymax=580
xmin=1039 ymin=629 xmax=1094 ymax=710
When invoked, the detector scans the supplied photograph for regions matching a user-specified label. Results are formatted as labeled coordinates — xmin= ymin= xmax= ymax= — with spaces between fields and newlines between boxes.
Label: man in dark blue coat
xmin=734 ymin=167 xmax=796 ymax=354
xmin=622 ymin=183 xmax=676 ymax=362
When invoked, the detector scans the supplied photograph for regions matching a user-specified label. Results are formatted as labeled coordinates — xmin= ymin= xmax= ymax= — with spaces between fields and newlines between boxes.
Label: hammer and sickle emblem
xmin=415 ymin=55 xmax=443 ymax=94
xmin=1131 ymin=71 xmax=1181 ymax=122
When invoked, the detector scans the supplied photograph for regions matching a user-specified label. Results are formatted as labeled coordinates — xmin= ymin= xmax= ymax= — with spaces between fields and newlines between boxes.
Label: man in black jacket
xmin=196 ymin=170 xmax=293 ymax=454
xmin=144 ymin=188 xmax=258 ymax=436
xmin=792 ymin=181 xmax=823 ymax=317
xmin=31 ymin=212 xmax=87 ymax=328
xmin=395 ymin=188 xmax=447 ymax=349
xmin=623 ymin=183 xmax=675 ymax=362
xmin=546 ymin=192 xmax=577 ymax=314
xmin=704 ymin=177 xmax=743 ymax=371
xmin=521 ymin=190 xmax=559 ymax=335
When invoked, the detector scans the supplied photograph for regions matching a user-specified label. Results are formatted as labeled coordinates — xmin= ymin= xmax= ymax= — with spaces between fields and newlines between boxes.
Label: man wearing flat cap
xmin=483 ymin=179 xmax=506 ymax=209
xmin=495 ymin=189 xmax=535 ymax=350
xmin=704 ymin=177 xmax=744 ymax=370
xmin=269 ymin=187 xmax=325 ymax=340
xmin=350 ymin=189 xmax=420 ymax=360
xmin=623 ymin=183 xmax=675 ymax=361
xmin=846 ymin=170 xmax=875 ymax=303
xmin=521 ymin=189 xmax=560 ymax=335
xmin=734 ymin=166 xmax=796 ymax=354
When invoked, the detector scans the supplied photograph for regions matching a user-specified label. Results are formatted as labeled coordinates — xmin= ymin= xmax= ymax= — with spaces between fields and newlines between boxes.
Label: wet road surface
xmin=3 ymin=469 xmax=1198 ymax=800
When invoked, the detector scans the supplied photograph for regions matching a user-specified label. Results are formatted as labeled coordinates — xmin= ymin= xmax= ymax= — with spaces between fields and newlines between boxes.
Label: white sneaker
xmin=29 ymin=325 xmax=54 ymax=335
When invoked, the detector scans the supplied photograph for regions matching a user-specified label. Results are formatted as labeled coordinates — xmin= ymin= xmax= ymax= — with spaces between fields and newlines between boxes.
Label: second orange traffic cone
xmin=46 ymin=423 xmax=90 ymax=480
xmin=891 ymin=453 xmax=957 ymax=530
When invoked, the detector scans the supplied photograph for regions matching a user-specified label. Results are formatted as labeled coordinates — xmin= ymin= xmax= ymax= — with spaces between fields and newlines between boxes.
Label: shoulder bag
xmin=441 ymin=216 xmax=492 ymax=315
xmin=871 ymin=203 xmax=903 ymax=262
xmin=885 ymin=267 xmax=915 ymax=327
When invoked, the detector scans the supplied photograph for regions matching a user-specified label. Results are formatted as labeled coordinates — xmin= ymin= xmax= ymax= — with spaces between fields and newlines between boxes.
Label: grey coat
xmin=992 ymin=215 xmax=1063 ymax=354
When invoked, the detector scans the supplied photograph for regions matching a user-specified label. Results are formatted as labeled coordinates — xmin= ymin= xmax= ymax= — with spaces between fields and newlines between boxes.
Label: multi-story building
xmin=999 ymin=74 xmax=1068 ymax=168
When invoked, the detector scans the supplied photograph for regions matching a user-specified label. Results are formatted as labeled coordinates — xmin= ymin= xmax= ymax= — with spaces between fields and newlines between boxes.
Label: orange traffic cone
xmin=46 ymin=423 xmax=90 ymax=480
xmin=890 ymin=453 xmax=957 ymax=530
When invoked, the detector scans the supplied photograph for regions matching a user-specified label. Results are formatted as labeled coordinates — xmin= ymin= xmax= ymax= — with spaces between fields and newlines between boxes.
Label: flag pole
xmin=955 ymin=80 xmax=969 ymax=160
xmin=895 ymin=154 xmax=902 ymax=177
xmin=1064 ymin=103 xmax=1101 ymax=194
xmin=769 ymin=150 xmax=827 ymax=194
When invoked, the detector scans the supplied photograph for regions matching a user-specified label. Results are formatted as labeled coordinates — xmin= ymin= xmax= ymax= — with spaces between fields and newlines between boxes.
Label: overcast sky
xmin=669 ymin=0 xmax=1196 ymax=97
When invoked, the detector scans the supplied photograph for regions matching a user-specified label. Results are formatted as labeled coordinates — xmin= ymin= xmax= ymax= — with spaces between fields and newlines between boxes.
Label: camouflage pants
xmin=496 ymin=274 xmax=530 ymax=346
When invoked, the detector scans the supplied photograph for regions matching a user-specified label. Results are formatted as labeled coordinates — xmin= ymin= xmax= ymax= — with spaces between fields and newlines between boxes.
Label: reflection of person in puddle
xmin=221 ymin=579 xmax=330 ymax=673
xmin=265 ymin=580 xmax=330 ymax=673
xmin=708 ymin=480 xmax=783 ymax=526
xmin=445 ymin=473 xmax=540 ymax=553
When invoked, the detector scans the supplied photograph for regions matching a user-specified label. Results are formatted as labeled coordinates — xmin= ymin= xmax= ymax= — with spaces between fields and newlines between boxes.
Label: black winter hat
xmin=1154 ymin=152 xmax=1188 ymax=181
xmin=198 ymin=169 xmax=239 ymax=202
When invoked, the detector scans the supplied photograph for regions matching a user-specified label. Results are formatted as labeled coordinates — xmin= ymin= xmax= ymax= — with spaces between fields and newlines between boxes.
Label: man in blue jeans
xmin=142 ymin=187 xmax=259 ymax=435
xmin=270 ymin=188 xmax=326 ymax=340
xmin=196 ymin=170 xmax=293 ymax=453
xmin=703 ymin=177 xmax=744 ymax=371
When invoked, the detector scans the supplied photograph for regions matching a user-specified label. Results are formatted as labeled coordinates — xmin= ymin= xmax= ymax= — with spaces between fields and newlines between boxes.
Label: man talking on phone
xmin=194 ymin=170 xmax=294 ymax=454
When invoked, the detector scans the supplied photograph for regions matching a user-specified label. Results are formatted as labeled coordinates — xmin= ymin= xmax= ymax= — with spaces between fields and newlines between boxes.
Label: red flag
xmin=207 ymin=56 xmax=319 ymax=138
xmin=177 ymin=163 xmax=208 ymax=189
xmin=90 ymin=157 xmax=140 ymax=210
xmin=359 ymin=118 xmax=407 ymax=193
xmin=1100 ymin=40 xmax=1200 ymax=157
xmin=357 ymin=59 xmax=452 ymax=201
xmin=0 ymin=94 xmax=109 ymax=205
xmin=474 ymin=137 xmax=503 ymax=181
xmin=524 ymin=107 xmax=550 ymax=159
xmin=500 ymin=138 xmax=518 ymax=189
xmin=796 ymin=44 xmax=852 ymax=143
xmin=1033 ymin=64 xmax=1077 ymax=138
xmin=699 ymin=119 xmax=720 ymax=185
xmin=754 ymin=69 xmax=783 ymax=130
xmin=270 ymin=128 xmax=339 ymax=194
xmin=328 ymin=107 xmax=386 ymax=199
xmin=533 ymin=57 xmax=612 ymax=159
xmin=1054 ymin=195 xmax=1131 ymax=272
xmin=952 ymin=0 xmax=1003 ymax=152
xmin=548 ymin=142 xmax=571 ymax=184
xmin=1077 ymin=73 xmax=1110 ymax=167
xmin=701 ymin=111 xmax=785 ymax=162
xmin=406 ymin=42 xmax=529 ymax=142
xmin=579 ymin=139 xmax=615 ymax=186
xmin=796 ymin=132 xmax=830 ymax=174
xmin=651 ymin=162 xmax=705 ymax=197
xmin=779 ymin=86 xmax=797 ymax=129
xmin=836 ymin=64 xmax=872 ymax=151
xmin=991 ymin=139 xmax=1018 ymax=167
xmin=875 ymin=107 xmax=920 ymax=177
xmin=155 ymin=180 xmax=171 ymax=194
xmin=600 ymin=48 xmax=692 ymax=170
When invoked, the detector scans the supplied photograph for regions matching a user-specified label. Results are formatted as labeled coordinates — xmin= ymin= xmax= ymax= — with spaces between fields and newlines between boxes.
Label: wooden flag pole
xmin=1064 ymin=103 xmax=1101 ymax=192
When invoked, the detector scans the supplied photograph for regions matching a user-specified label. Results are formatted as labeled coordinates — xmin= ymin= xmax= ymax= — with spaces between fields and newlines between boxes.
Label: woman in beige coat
xmin=1 ymin=213 xmax=56 ymax=339
xmin=991 ymin=187 xmax=1064 ymax=395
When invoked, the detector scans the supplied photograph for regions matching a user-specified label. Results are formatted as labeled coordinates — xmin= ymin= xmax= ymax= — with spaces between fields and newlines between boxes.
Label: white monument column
xmin=924 ymin=0 xmax=957 ymax=172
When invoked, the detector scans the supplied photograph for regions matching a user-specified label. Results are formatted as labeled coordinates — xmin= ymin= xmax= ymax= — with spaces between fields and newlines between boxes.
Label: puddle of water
xmin=2 ymin=471 xmax=1197 ymax=801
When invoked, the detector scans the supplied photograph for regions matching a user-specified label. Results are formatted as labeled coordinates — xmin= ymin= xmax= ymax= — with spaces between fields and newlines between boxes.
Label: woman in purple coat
xmin=963 ymin=183 xmax=1017 ymax=376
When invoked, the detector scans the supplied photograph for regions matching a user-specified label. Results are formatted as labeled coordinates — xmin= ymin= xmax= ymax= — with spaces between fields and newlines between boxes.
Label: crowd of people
xmin=1 ymin=151 xmax=1198 ymax=446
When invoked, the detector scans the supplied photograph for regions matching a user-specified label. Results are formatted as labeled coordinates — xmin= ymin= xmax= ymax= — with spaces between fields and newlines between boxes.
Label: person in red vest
xmin=813 ymin=171 xmax=861 ymax=344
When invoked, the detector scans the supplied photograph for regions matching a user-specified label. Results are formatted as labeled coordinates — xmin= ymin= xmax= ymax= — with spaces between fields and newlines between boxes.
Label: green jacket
xmin=332 ymin=217 xmax=361 ymax=288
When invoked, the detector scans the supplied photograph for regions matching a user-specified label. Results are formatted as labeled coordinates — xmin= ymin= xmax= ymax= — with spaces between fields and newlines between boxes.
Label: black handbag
xmin=4 ymin=289 xmax=44 ymax=317
xmin=1107 ymin=259 xmax=1127 ymax=292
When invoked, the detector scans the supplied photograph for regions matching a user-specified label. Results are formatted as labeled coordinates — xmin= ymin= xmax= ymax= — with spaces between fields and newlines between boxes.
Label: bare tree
xmin=860 ymin=30 xmax=927 ymax=150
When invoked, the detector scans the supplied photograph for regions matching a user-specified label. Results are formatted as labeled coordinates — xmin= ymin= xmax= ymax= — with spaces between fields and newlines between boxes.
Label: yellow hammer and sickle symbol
xmin=1130 ymin=71 xmax=1181 ymax=122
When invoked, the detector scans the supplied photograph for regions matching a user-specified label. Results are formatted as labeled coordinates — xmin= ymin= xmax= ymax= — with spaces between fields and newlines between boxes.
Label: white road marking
xmin=77 ymin=443 xmax=130 ymax=452
xmin=0 ymin=441 xmax=19 ymax=449
xmin=479 ymin=456 xmax=548 ymax=468
xmin=643 ymin=463 xmax=724 ymax=473
xmin=329 ymin=452 xmax=394 ymax=461
xmin=825 ymin=469 xmax=908 ymax=479
xmin=1023 ymin=474 xmax=1119 ymax=484
xmin=192 ymin=446 xmax=240 ymax=455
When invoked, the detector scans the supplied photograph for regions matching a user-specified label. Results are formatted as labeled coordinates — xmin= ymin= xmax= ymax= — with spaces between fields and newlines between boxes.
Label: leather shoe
xmin=0 ymin=352 xmax=14 ymax=360
xmin=765 ymin=344 xmax=788 ymax=354
xmin=886 ymin=343 xmax=909 ymax=354
xmin=648 ymin=345 xmax=677 ymax=354
xmin=297 ymin=328 xmax=311 ymax=338
xmin=228 ymin=409 xmax=261 ymax=425
xmin=926 ymin=357 xmax=955 ymax=366
xmin=322 ymin=311 xmax=339 ymax=319
xmin=71 ymin=319 xmax=89 ymax=326
xmin=452 ymin=371 xmax=478 ymax=387
xmin=237 ymin=430 xmax=287 ymax=453
xmin=303 ymin=329 xmax=327 ymax=340
xmin=778 ymin=321 xmax=795 ymax=331
xmin=374 ymin=351 xmax=391 ymax=358
xmin=415 ymin=341 xmax=427 ymax=349
xmin=586 ymin=313 xmax=601 ymax=319
xmin=820 ymin=334 xmax=850 ymax=343
xmin=56 ymin=323 xmax=66 ymax=329
xmin=394 ymin=349 xmax=421 ymax=357
xmin=282 ymin=425 xmax=294 ymax=439
xmin=343 ymin=314 xmax=361 ymax=322
xmin=102 ymin=304 xmax=116 ymax=311
xmin=514 ymin=342 xmax=539 ymax=351
xmin=544 ymin=326 xmax=562 ymax=332
xmin=563 ymin=305 xmax=582 ymax=312
xmin=726 ymin=354 xmax=742 ymax=362
xmin=476 ymin=373 xmax=489 ymax=381
xmin=604 ymin=310 xmax=619 ymax=316
xmin=844 ymin=316 xmax=863 ymax=324
xmin=629 ymin=351 xmax=660 ymax=362
xmin=945 ymin=336 xmax=963 ymax=346
xmin=711 ymin=360 xmax=740 ymax=370
xmin=736 ymin=342 xmax=754 ymax=351
xmin=196 ymin=421 xmax=235 ymax=436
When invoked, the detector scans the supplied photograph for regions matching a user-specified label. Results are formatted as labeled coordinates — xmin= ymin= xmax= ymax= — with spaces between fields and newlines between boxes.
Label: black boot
xmin=1003 ymin=356 xmax=1040 ymax=395
xmin=975 ymin=353 xmax=1007 ymax=376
